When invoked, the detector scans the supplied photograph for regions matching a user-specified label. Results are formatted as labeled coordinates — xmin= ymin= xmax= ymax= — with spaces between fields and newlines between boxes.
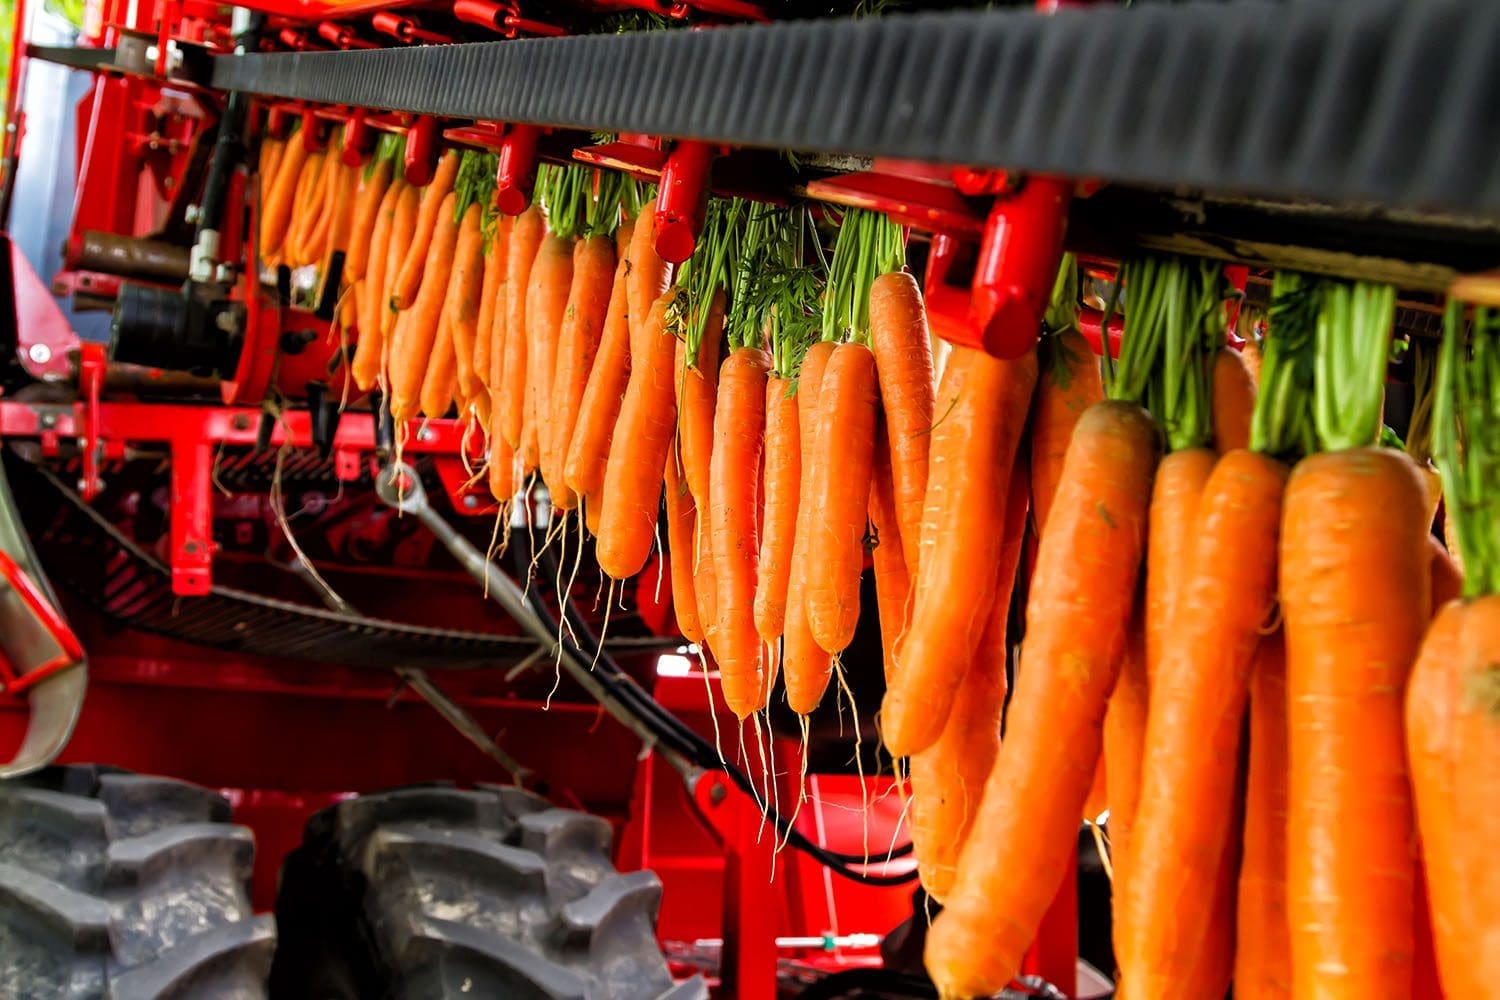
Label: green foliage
xmin=1436 ymin=300 xmax=1500 ymax=598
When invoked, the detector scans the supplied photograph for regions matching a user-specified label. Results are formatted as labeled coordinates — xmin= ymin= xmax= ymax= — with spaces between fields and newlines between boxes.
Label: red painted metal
xmin=1024 ymin=844 xmax=1080 ymax=997
xmin=318 ymin=21 xmax=379 ymax=50
xmin=655 ymin=141 xmax=715 ymax=264
xmin=403 ymin=115 xmax=440 ymax=186
xmin=495 ymin=123 xmax=543 ymax=216
xmin=0 ymin=550 xmax=85 ymax=694
xmin=371 ymin=12 xmax=451 ymax=46
xmin=803 ymin=169 xmax=984 ymax=237
xmin=7 ymin=237 xmax=78 ymax=382
xmin=79 ymin=343 xmax=106 ymax=499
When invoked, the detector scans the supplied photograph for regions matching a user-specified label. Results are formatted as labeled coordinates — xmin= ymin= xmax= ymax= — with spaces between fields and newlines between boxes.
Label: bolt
xmin=708 ymin=781 xmax=727 ymax=806
xmin=39 ymin=412 xmax=57 ymax=429
xmin=417 ymin=427 xmax=435 ymax=443
xmin=28 ymin=343 xmax=52 ymax=365
xmin=185 ymin=203 xmax=201 ymax=224
xmin=231 ymin=414 xmax=251 ymax=431
xmin=183 ymin=541 xmax=200 ymax=554
xmin=463 ymin=494 xmax=479 ymax=510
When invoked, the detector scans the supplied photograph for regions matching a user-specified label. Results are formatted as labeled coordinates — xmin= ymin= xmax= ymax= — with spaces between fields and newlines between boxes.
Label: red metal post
xmin=692 ymin=771 xmax=778 ymax=1000
xmin=495 ymin=124 xmax=542 ymax=216
xmin=654 ymin=141 xmax=714 ymax=264
xmin=79 ymin=342 xmax=106 ymax=500
xmin=169 ymin=437 xmax=215 ymax=595
xmin=1021 ymin=843 xmax=1079 ymax=997
xmin=404 ymin=115 xmax=440 ymax=187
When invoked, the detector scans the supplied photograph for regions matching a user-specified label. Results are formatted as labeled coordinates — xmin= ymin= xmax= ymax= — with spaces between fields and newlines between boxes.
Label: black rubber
xmin=0 ymin=764 xmax=275 ymax=999
xmin=211 ymin=0 xmax=1500 ymax=221
xmin=270 ymin=783 xmax=706 ymax=1000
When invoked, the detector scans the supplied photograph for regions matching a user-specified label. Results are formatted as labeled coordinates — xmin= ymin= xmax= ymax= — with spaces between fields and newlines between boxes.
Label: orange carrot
xmin=352 ymin=179 xmax=403 ymax=391
xmin=626 ymin=198 xmax=671 ymax=343
xmin=1212 ymin=347 xmax=1257 ymax=453
xmin=676 ymin=302 xmax=724 ymax=513
xmin=343 ymin=155 xmax=393 ymax=280
xmin=302 ymin=153 xmax=342 ymax=266
xmin=908 ymin=460 xmax=1027 ymax=902
xmin=1430 ymin=533 xmax=1463 ymax=607
xmin=803 ymin=341 xmax=879 ymax=660
xmin=285 ymin=149 xmax=327 ymax=267
xmin=565 ymin=234 xmax=633 ymax=505
xmin=380 ymin=183 xmax=421 ymax=350
xmin=500 ymin=207 xmax=545 ymax=449
xmin=882 ymin=345 xmax=1039 ymax=756
xmin=1102 ymin=608 xmax=1148 ymax=871
xmin=548 ymin=235 xmax=615 ymax=510
xmin=869 ymin=271 xmax=935 ymax=573
xmin=1119 ymin=449 xmax=1288 ymax=998
xmin=1236 ymin=631 xmax=1292 ymax=1000
xmin=926 ymin=400 xmax=1160 ymax=998
xmin=753 ymin=374 xmax=801 ymax=645
xmin=325 ymin=158 xmax=360 ymax=261
xmin=1282 ymin=447 xmax=1429 ymax=997
xmin=260 ymin=132 xmax=311 ymax=256
xmin=1031 ymin=328 xmax=1104 ymax=535
xmin=447 ymin=204 xmax=486 ymax=413
xmin=664 ymin=455 xmax=702 ymax=643
xmin=1144 ymin=449 xmax=1218 ymax=682
xmin=596 ymin=293 xmax=676 ymax=580
xmin=257 ymin=134 xmax=285 ymax=203
xmin=473 ymin=220 xmax=506 ymax=400
xmin=711 ymin=347 xmax=771 ymax=717
xmin=488 ymin=409 xmax=517 ymax=504
xmin=388 ymin=192 xmax=460 ymax=423
xmin=391 ymin=149 xmax=461 ymax=310
xmin=693 ymin=504 xmax=719 ymax=660
xmin=523 ymin=232 xmax=574 ymax=485
xmin=420 ymin=297 xmax=456 ymax=419
xmin=781 ymin=341 xmax=836 ymax=715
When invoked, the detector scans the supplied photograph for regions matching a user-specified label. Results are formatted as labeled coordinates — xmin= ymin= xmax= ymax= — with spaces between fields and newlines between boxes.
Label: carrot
xmin=925 ymin=400 xmax=1160 ymax=998
xmin=343 ymin=155 xmax=393 ymax=280
xmin=596 ymin=293 xmax=677 ymax=580
xmin=564 ymin=236 xmax=633 ymax=504
xmin=1102 ymin=608 xmax=1147 ymax=871
xmin=711 ymin=347 xmax=771 ymax=717
xmin=908 ymin=460 xmax=1027 ymax=903
xmin=352 ymin=179 xmax=404 ymax=391
xmin=868 ymin=271 xmax=935 ymax=572
xmin=803 ymin=341 xmax=879 ymax=659
xmin=325 ymin=159 xmax=360 ymax=261
xmin=1212 ymin=347 xmax=1257 ymax=453
xmin=284 ymin=149 xmax=327 ymax=267
xmin=1119 ymin=449 xmax=1288 ymax=999
xmin=302 ymin=153 xmax=343 ymax=266
xmin=257 ymin=134 xmax=285 ymax=201
xmin=260 ymin=130 xmax=311 ymax=256
xmin=488 ymin=409 xmax=517 ymax=504
xmin=866 ymin=413 xmax=908 ymax=672
xmin=1429 ymin=533 xmax=1463 ymax=607
xmin=473 ymin=220 xmax=506 ymax=399
xmin=548 ymin=235 xmax=616 ymax=510
xmin=500 ymin=206 xmax=545 ymax=449
xmin=388 ymin=191 xmax=460 ymax=423
xmin=1030 ymin=328 xmax=1105 ymax=536
xmin=420 ymin=297 xmax=457 ymax=419
xmin=447 ymin=204 xmax=486 ymax=413
xmin=391 ymin=149 xmax=461 ymax=310
xmin=626 ymin=197 xmax=671 ymax=343
xmin=1236 ymin=632 xmax=1291 ymax=1000
xmin=781 ymin=341 xmax=836 ymax=714
xmin=1281 ymin=447 xmax=1429 ymax=997
xmin=1143 ymin=449 xmax=1217 ymax=682
xmin=520 ymin=232 xmax=574 ymax=481
xmin=693 ymin=504 xmax=719 ymax=658
xmin=380 ymin=183 xmax=421 ymax=351
xmin=881 ymin=345 xmax=1038 ymax=755
xmin=676 ymin=306 xmax=724 ymax=513
xmin=753 ymin=375 xmax=801 ymax=645
xmin=664 ymin=456 xmax=703 ymax=644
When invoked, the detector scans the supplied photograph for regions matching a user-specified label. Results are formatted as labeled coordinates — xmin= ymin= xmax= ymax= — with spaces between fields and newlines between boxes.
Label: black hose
xmin=516 ymin=540 xmax=917 ymax=885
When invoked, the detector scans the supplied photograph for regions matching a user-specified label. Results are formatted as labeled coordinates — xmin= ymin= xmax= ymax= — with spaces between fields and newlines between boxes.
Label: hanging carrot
xmin=448 ymin=203 xmax=487 ymax=416
xmin=866 ymin=413 xmax=908 ymax=671
xmin=781 ymin=340 xmax=836 ymax=715
xmin=564 ymin=224 xmax=633 ymax=509
xmin=754 ymin=374 xmax=800 ymax=645
xmin=388 ymin=192 xmax=460 ymax=422
xmin=626 ymin=197 xmax=671 ymax=344
xmin=1030 ymin=326 xmax=1104 ymax=536
xmin=1211 ymin=346 xmax=1256 ymax=452
xmin=284 ymin=149 xmax=328 ymax=267
xmin=391 ymin=150 xmax=461 ymax=310
xmin=868 ymin=270 xmax=935 ymax=573
xmin=343 ymin=139 xmax=396 ymax=281
xmin=352 ymin=179 xmax=403 ymax=391
xmin=1236 ymin=632 xmax=1291 ymax=1000
xmin=664 ymin=456 xmax=702 ymax=643
xmin=419 ymin=297 xmax=457 ymax=419
xmin=473 ymin=214 xmax=509 ymax=409
xmin=500 ymin=206 xmax=545 ymax=449
xmin=379 ymin=183 xmax=421 ymax=353
xmin=260 ymin=125 xmax=311 ymax=256
xmin=523 ymin=232 xmax=575 ymax=484
xmin=676 ymin=315 xmax=723 ymax=515
xmin=550 ymin=234 xmax=617 ymax=510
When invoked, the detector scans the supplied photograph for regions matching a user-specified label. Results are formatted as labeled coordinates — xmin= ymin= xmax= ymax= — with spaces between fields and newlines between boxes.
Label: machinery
xmin=0 ymin=0 xmax=1495 ymax=996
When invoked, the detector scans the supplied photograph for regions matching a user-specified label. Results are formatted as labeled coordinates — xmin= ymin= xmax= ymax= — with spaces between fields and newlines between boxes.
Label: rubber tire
xmin=269 ymin=783 xmax=706 ymax=1000
xmin=0 ymin=764 xmax=275 ymax=999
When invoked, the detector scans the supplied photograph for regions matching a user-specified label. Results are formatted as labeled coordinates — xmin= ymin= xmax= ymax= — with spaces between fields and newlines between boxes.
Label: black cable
xmin=516 ymin=540 xmax=917 ymax=885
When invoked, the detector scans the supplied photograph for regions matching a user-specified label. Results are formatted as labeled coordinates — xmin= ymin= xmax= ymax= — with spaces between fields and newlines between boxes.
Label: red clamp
xmin=924 ymin=175 xmax=1072 ymax=359
xmin=300 ymin=108 xmax=322 ymax=152
xmin=0 ymin=550 xmax=85 ymax=696
xmin=1077 ymin=306 xmax=1123 ymax=360
xmin=341 ymin=106 xmax=374 ymax=168
xmin=654 ymin=141 xmax=715 ymax=264
xmin=266 ymin=105 xmax=292 ymax=139
xmin=371 ymin=12 xmax=451 ymax=44
xmin=495 ymin=124 xmax=543 ymax=216
xmin=277 ymin=28 xmax=325 ymax=51
xmin=1224 ymin=263 xmax=1249 ymax=349
xmin=452 ymin=0 xmax=565 ymax=37
xmin=317 ymin=21 xmax=378 ymax=49
xmin=404 ymin=116 xmax=441 ymax=187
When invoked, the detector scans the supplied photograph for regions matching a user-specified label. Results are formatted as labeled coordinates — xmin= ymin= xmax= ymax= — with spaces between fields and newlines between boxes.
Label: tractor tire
xmin=270 ymin=783 xmax=706 ymax=1000
xmin=0 ymin=764 xmax=275 ymax=999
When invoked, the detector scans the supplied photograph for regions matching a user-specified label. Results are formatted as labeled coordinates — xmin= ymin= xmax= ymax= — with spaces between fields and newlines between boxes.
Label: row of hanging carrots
xmin=254 ymin=123 xmax=1497 ymax=1000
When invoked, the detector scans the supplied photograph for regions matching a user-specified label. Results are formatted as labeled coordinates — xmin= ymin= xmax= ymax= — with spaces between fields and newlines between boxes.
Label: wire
xmin=517 ymin=542 xmax=917 ymax=886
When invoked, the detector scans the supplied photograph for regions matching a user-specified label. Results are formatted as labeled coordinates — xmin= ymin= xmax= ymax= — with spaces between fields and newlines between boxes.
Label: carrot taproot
xmin=488 ymin=409 xmax=517 ymax=504
xmin=302 ymin=153 xmax=342 ymax=266
xmin=325 ymin=158 xmax=360 ymax=261
xmin=473 ymin=219 xmax=506 ymax=401
xmin=867 ymin=413 xmax=908 ymax=673
xmin=781 ymin=341 xmax=836 ymax=714
xmin=1212 ymin=347 xmax=1257 ymax=453
xmin=1281 ymin=447 xmax=1429 ymax=997
xmin=388 ymin=191 xmax=460 ymax=423
xmin=447 ymin=204 xmax=486 ymax=413
xmin=352 ymin=179 xmax=404 ymax=391
xmin=881 ymin=345 xmax=1039 ymax=756
xmin=868 ymin=271 xmax=935 ymax=573
xmin=1119 ymin=448 xmax=1288 ymax=999
xmin=664 ymin=455 xmax=703 ymax=643
xmin=260 ymin=132 xmax=311 ymax=256
xmin=380 ymin=183 xmax=421 ymax=350
xmin=676 ymin=306 xmax=724 ymax=513
xmin=754 ymin=375 xmax=801 ymax=645
xmin=549 ymin=235 xmax=616 ymax=511
xmin=1031 ymin=328 xmax=1105 ymax=536
xmin=500 ymin=206 xmax=545 ymax=449
xmin=803 ymin=341 xmax=879 ymax=660
xmin=420 ymin=297 xmax=457 ymax=419
xmin=1144 ymin=448 xmax=1217 ymax=683
xmin=1429 ymin=533 xmax=1463 ymax=607
xmin=390 ymin=149 xmax=461 ymax=310
xmin=1236 ymin=631 xmax=1291 ymax=1000
xmin=711 ymin=346 xmax=771 ymax=717
xmin=908 ymin=460 xmax=1028 ymax=903
xmin=925 ymin=400 xmax=1160 ymax=998
xmin=693 ymin=503 xmax=719 ymax=659
xmin=626 ymin=198 xmax=671 ymax=342
xmin=285 ymin=149 xmax=327 ymax=267
xmin=596 ymin=293 xmax=676 ymax=580
xmin=343 ymin=155 xmax=393 ymax=280
xmin=522 ymin=232 xmax=574 ymax=485
xmin=565 ymin=236 xmax=633 ymax=503
xmin=1102 ymin=608 xmax=1148 ymax=873
xmin=258 ymin=135 xmax=285 ymax=200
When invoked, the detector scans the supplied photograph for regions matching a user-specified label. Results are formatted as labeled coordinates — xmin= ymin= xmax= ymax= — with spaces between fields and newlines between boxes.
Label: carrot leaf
xmin=1435 ymin=300 xmax=1500 ymax=598
xmin=1313 ymin=278 xmax=1396 ymax=452
xmin=819 ymin=208 xmax=903 ymax=346
xmin=1249 ymin=271 xmax=1319 ymax=460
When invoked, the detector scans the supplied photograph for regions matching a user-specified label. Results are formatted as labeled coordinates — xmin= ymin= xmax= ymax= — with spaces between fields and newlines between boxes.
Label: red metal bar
xmin=371 ymin=12 xmax=450 ymax=45
xmin=79 ymin=343 xmax=106 ymax=500
xmin=654 ymin=140 xmax=714 ymax=264
xmin=316 ymin=21 xmax=378 ymax=50
xmin=1021 ymin=842 xmax=1079 ymax=997
xmin=693 ymin=772 xmax=778 ymax=1000
xmin=404 ymin=115 xmax=440 ymax=187
xmin=0 ymin=550 xmax=86 ymax=694
xmin=169 ymin=437 xmax=215 ymax=595
xmin=495 ymin=123 xmax=542 ymax=216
